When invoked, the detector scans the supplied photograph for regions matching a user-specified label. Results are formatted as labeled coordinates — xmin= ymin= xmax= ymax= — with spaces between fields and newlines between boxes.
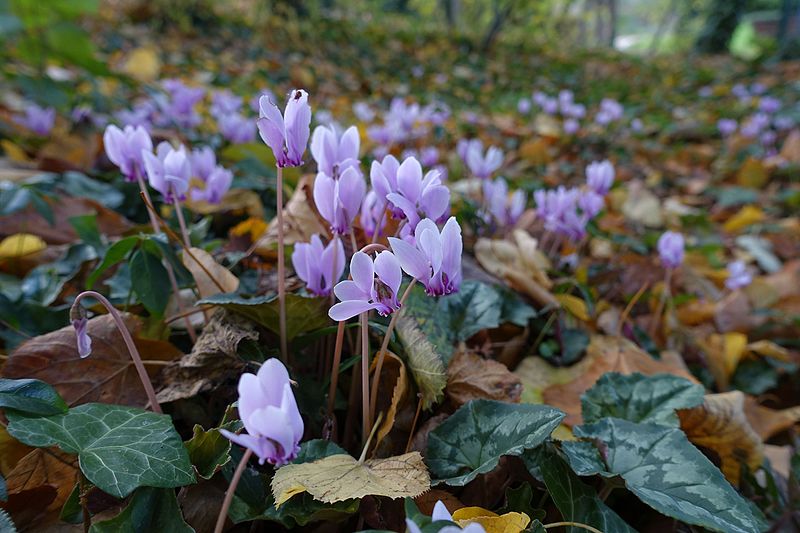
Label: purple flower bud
xmin=190 ymin=146 xmax=217 ymax=182
xmin=542 ymin=97 xmax=559 ymax=115
xmin=292 ymin=235 xmax=345 ymax=297
xmin=717 ymin=118 xmax=738 ymax=137
xmin=586 ymin=160 xmax=614 ymax=195
xmin=310 ymin=124 xmax=360 ymax=179
xmin=563 ymin=118 xmax=580 ymax=135
xmin=385 ymin=157 xmax=450 ymax=232
xmin=657 ymin=231 xmax=684 ymax=269
xmin=517 ymin=98 xmax=532 ymax=114
xmin=257 ymin=89 xmax=311 ymax=168
xmin=725 ymin=260 xmax=752 ymax=290
xmin=220 ymin=359 xmax=303 ymax=466
xmin=103 ymin=124 xmax=153 ymax=182
xmin=14 ymin=104 xmax=55 ymax=136
xmin=142 ymin=142 xmax=191 ymax=202
xmin=329 ymin=251 xmax=402 ymax=321
xmin=72 ymin=317 xmax=92 ymax=358
xmin=389 ymin=217 xmax=462 ymax=296
xmin=313 ymin=167 xmax=366 ymax=235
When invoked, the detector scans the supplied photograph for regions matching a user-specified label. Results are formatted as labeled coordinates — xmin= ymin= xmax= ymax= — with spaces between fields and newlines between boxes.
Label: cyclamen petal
xmin=72 ymin=317 xmax=92 ymax=358
xmin=657 ymin=231 xmax=684 ymax=269
xmin=257 ymin=89 xmax=311 ymax=168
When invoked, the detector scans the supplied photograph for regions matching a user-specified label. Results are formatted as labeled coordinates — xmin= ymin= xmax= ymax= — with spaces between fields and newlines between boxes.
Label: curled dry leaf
xmin=474 ymin=230 xmax=557 ymax=308
xmin=537 ymin=335 xmax=697 ymax=426
xmin=697 ymin=332 xmax=748 ymax=391
xmin=254 ymin=176 xmax=328 ymax=259
xmin=678 ymin=391 xmax=763 ymax=485
xmin=2 ymin=313 xmax=182 ymax=407
xmin=451 ymin=506 xmax=531 ymax=533
xmin=157 ymin=310 xmax=253 ymax=403
xmin=271 ymin=452 xmax=430 ymax=506
xmin=181 ymin=247 xmax=240 ymax=300
xmin=446 ymin=349 xmax=521 ymax=407
xmin=742 ymin=396 xmax=800 ymax=441
xmin=371 ymin=350 xmax=408 ymax=449
xmin=4 ymin=448 xmax=78 ymax=517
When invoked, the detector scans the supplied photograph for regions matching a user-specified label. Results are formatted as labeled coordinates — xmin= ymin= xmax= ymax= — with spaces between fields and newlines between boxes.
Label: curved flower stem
xmin=172 ymin=196 xmax=192 ymax=249
xmin=370 ymin=204 xmax=387 ymax=245
xmin=213 ymin=448 xmax=253 ymax=533
xmin=276 ymin=166 xmax=288 ymax=364
xmin=360 ymin=312 xmax=370 ymax=446
xmin=135 ymin=174 xmax=197 ymax=343
xmin=543 ymin=521 xmax=603 ymax=533
xmin=368 ymin=279 xmax=417 ymax=425
xmin=72 ymin=290 xmax=162 ymax=413
xmin=359 ymin=243 xmax=388 ymax=256
xmin=326 ymin=320 xmax=346 ymax=421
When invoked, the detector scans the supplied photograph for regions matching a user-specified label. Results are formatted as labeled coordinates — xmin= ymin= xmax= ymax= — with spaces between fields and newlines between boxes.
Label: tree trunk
xmin=694 ymin=0 xmax=745 ymax=54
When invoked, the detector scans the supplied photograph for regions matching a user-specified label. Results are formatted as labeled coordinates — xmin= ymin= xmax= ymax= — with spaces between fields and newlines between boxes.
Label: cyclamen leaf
xmin=575 ymin=418 xmax=764 ymax=533
xmin=581 ymin=372 xmax=704 ymax=426
xmin=6 ymin=403 xmax=195 ymax=498
xmin=129 ymin=248 xmax=170 ymax=316
xmin=89 ymin=487 xmax=192 ymax=533
xmin=426 ymin=399 xmax=564 ymax=486
xmin=440 ymin=280 xmax=503 ymax=342
xmin=0 ymin=378 xmax=68 ymax=416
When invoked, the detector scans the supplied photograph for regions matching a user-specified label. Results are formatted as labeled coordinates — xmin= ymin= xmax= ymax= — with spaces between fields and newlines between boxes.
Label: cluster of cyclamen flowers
xmin=103 ymin=124 xmax=233 ymax=204
xmin=534 ymin=160 xmax=614 ymax=242
xmin=517 ymin=89 xmax=625 ymax=134
xmin=361 ymin=97 xmax=450 ymax=157
xmin=656 ymin=230 xmax=752 ymax=291
xmin=717 ymin=92 xmax=793 ymax=153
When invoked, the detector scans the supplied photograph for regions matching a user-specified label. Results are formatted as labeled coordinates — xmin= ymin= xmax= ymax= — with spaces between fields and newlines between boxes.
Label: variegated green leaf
xmin=581 ymin=372 xmax=704 ymax=426
xmin=575 ymin=418 xmax=764 ymax=533
xmin=426 ymin=399 xmax=564 ymax=486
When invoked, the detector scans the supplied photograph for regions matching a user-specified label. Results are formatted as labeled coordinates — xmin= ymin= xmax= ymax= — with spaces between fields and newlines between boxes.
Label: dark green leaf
xmin=185 ymin=424 xmax=232 ymax=480
xmin=69 ymin=213 xmax=103 ymax=252
xmin=59 ymin=484 xmax=83 ymax=524
xmin=426 ymin=399 xmax=564 ymax=486
xmin=130 ymin=248 xmax=170 ymax=316
xmin=400 ymin=283 xmax=454 ymax=363
xmin=575 ymin=418 xmax=762 ymax=533
xmin=89 ymin=487 xmax=193 ymax=533
xmin=0 ymin=474 xmax=6 ymax=502
xmin=0 ymin=509 xmax=15 ymax=533
xmin=581 ymin=372 xmax=704 ymax=426
xmin=60 ymin=172 xmax=124 ymax=208
xmin=440 ymin=280 xmax=502 ymax=342
xmin=87 ymin=236 xmax=139 ymax=290
xmin=7 ymin=403 xmax=195 ymax=498
xmin=0 ymin=377 xmax=68 ymax=416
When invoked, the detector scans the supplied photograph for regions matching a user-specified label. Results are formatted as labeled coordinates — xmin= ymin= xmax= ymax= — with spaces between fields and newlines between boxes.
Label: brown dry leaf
xmin=737 ymin=157 xmax=769 ymax=188
xmin=678 ymin=391 xmax=763 ymax=485
xmin=2 ymin=313 xmax=182 ymax=407
xmin=0 ymin=426 xmax=32 ymax=477
xmin=676 ymin=300 xmax=716 ymax=326
xmin=157 ymin=310 xmax=253 ymax=403
xmin=697 ymin=332 xmax=748 ymax=391
xmin=255 ymin=176 xmax=327 ymax=259
xmin=5 ymin=448 xmax=78 ymax=514
xmin=519 ymin=139 xmax=551 ymax=165
xmin=746 ymin=340 xmax=792 ymax=362
xmin=745 ymin=260 xmax=800 ymax=307
xmin=181 ymin=247 xmax=239 ymax=300
xmin=185 ymin=188 xmax=264 ymax=218
xmin=451 ymin=507 xmax=531 ymax=533
xmin=743 ymin=397 xmax=800 ymax=441
xmin=446 ymin=350 xmax=521 ymax=407
xmin=714 ymin=290 xmax=765 ymax=333
xmin=779 ymin=129 xmax=800 ymax=163
xmin=763 ymin=445 xmax=793 ymax=479
xmin=271 ymin=452 xmax=430 ymax=506
xmin=474 ymin=231 xmax=557 ymax=307
xmin=371 ymin=350 xmax=408 ymax=448
xmin=38 ymin=132 xmax=99 ymax=173
xmin=0 ymin=196 xmax=131 ymax=244
xmin=541 ymin=335 xmax=697 ymax=426
xmin=621 ymin=181 xmax=663 ymax=227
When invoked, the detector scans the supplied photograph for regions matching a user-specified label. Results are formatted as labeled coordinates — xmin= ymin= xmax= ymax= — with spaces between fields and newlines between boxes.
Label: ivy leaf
xmin=199 ymin=293 xmax=331 ymax=340
xmin=89 ymin=487 xmax=193 ymax=533
xmin=0 ymin=378 xmax=68 ymax=416
xmin=575 ymin=418 xmax=764 ymax=533
xmin=426 ymin=399 xmax=564 ymax=486
xmin=6 ymin=403 xmax=195 ymax=498
xmin=524 ymin=445 xmax=635 ymax=533
xmin=129 ymin=248 xmax=170 ymax=316
xmin=581 ymin=372 xmax=704 ymax=426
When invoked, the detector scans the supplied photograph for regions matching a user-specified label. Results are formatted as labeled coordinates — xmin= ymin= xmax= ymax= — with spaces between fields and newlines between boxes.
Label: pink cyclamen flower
xmin=310 ymin=124 xmax=360 ymax=179
xmin=190 ymin=146 xmax=216 ymax=182
xmin=313 ymin=166 xmax=366 ymax=235
xmin=586 ymin=160 xmax=615 ymax=195
xmin=725 ymin=260 xmax=752 ymax=290
xmin=406 ymin=501 xmax=486 ymax=533
xmin=360 ymin=190 xmax=387 ymax=239
xmin=483 ymin=178 xmax=525 ymax=227
xmin=465 ymin=142 xmax=503 ymax=179
xmin=329 ymin=251 xmax=402 ymax=321
xmin=291 ymin=235 xmax=345 ymax=297
xmin=657 ymin=231 xmax=684 ymax=269
xmin=385 ymin=157 xmax=450 ymax=231
xmin=218 ymin=113 xmax=257 ymax=144
xmin=210 ymin=89 xmax=243 ymax=118
xmin=258 ymin=89 xmax=311 ymax=168
xmin=517 ymin=98 xmax=532 ymax=114
xmin=389 ymin=217 xmax=462 ymax=296
xmin=103 ymin=124 xmax=153 ymax=182
xmin=563 ymin=118 xmax=580 ymax=135
xmin=142 ymin=142 xmax=191 ymax=202
xmin=72 ymin=317 xmax=92 ymax=358
xmin=220 ymin=359 xmax=303 ymax=466
xmin=191 ymin=166 xmax=232 ymax=204
xmin=717 ymin=118 xmax=738 ymax=137
xmin=370 ymin=154 xmax=400 ymax=203
xmin=14 ymin=104 xmax=55 ymax=136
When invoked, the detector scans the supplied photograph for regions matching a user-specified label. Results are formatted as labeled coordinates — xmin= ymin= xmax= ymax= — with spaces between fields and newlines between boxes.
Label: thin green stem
xmin=543 ymin=521 xmax=604 ymax=533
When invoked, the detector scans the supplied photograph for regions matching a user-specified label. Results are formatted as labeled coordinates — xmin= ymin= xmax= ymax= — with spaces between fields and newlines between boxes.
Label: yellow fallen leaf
xmin=185 ymin=188 xmax=264 ymax=218
xmin=121 ymin=46 xmax=161 ymax=82
xmin=737 ymin=157 xmax=768 ymax=188
xmin=230 ymin=217 xmax=268 ymax=242
xmin=451 ymin=507 xmax=530 ymax=533
xmin=679 ymin=391 xmax=764 ymax=485
xmin=181 ymin=247 xmax=240 ymax=300
xmin=519 ymin=139 xmax=550 ymax=165
xmin=271 ymin=452 xmax=430 ymax=506
xmin=698 ymin=332 xmax=747 ymax=390
xmin=0 ymin=233 xmax=47 ymax=259
xmin=0 ymin=139 xmax=33 ymax=165
xmin=723 ymin=205 xmax=765 ymax=233
xmin=554 ymin=294 xmax=590 ymax=321
xmin=746 ymin=340 xmax=791 ymax=362
xmin=371 ymin=350 xmax=408 ymax=448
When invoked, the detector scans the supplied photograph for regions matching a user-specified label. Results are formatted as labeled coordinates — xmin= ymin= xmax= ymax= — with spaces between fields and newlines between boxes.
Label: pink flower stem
xmin=360 ymin=312 xmax=369 ymax=446
xmin=172 ymin=195 xmax=192 ymax=249
xmin=326 ymin=320 xmax=346 ymax=422
xmin=370 ymin=204 xmax=387 ymax=245
xmin=213 ymin=448 xmax=253 ymax=533
xmin=72 ymin=290 xmax=162 ymax=413
xmin=276 ymin=165 xmax=288 ymax=364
